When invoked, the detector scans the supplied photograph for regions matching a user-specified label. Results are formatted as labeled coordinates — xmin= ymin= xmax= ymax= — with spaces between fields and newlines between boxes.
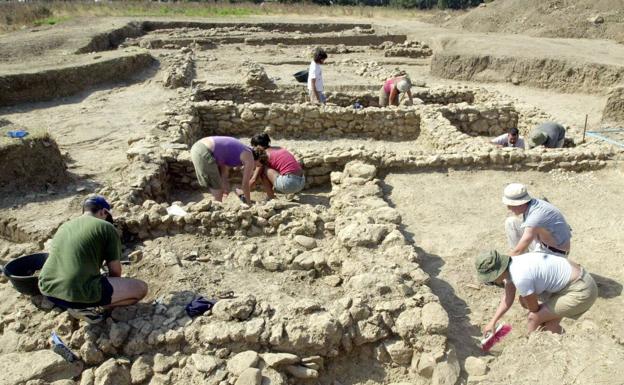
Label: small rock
xmin=285 ymin=365 xmax=318 ymax=379
xmin=293 ymin=235 xmax=317 ymax=250
xmin=464 ymin=356 xmax=488 ymax=376
xmin=227 ymin=351 xmax=259 ymax=376
xmin=153 ymin=353 xmax=177 ymax=373
xmin=94 ymin=359 xmax=131 ymax=385
xmin=588 ymin=15 xmax=605 ymax=24
xmin=191 ymin=353 xmax=220 ymax=374
xmin=130 ymin=356 xmax=153 ymax=384
xmin=421 ymin=302 xmax=449 ymax=334
xmin=260 ymin=353 xmax=299 ymax=368
xmin=235 ymin=367 xmax=262 ymax=385
xmin=213 ymin=295 xmax=256 ymax=321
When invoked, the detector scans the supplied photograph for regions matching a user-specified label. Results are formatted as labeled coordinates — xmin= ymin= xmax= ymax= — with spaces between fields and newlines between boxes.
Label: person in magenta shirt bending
xmin=379 ymin=75 xmax=413 ymax=107
xmin=249 ymin=133 xmax=305 ymax=199
xmin=190 ymin=136 xmax=255 ymax=204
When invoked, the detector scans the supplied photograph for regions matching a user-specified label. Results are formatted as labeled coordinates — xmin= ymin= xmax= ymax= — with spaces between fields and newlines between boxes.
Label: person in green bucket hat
xmin=527 ymin=122 xmax=566 ymax=149
xmin=475 ymin=249 xmax=597 ymax=336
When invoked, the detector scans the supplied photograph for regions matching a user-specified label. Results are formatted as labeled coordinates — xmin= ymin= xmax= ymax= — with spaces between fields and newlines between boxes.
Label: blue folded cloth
xmin=7 ymin=130 xmax=29 ymax=139
xmin=185 ymin=296 xmax=217 ymax=317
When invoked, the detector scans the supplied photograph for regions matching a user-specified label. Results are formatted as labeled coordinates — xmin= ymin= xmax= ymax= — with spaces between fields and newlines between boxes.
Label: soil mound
xmin=481 ymin=331 xmax=624 ymax=385
xmin=445 ymin=0 xmax=624 ymax=42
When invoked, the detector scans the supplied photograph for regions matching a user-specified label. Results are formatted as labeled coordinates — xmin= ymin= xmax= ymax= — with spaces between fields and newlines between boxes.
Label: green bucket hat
xmin=528 ymin=131 xmax=547 ymax=149
xmin=474 ymin=250 xmax=510 ymax=283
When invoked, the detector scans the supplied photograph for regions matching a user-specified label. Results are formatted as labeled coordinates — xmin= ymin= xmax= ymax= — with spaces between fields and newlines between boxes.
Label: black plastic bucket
xmin=3 ymin=253 xmax=48 ymax=296
xmin=293 ymin=70 xmax=308 ymax=83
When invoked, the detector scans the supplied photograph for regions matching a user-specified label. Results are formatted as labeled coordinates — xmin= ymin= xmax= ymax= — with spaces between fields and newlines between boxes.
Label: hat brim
xmin=477 ymin=253 xmax=511 ymax=283
xmin=502 ymin=196 xmax=531 ymax=206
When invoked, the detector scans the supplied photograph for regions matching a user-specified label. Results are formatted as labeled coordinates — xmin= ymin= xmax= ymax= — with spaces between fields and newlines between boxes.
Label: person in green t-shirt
xmin=38 ymin=195 xmax=148 ymax=323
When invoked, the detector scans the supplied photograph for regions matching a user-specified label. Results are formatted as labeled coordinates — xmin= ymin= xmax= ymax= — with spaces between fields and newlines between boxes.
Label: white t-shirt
xmin=307 ymin=61 xmax=323 ymax=92
xmin=509 ymin=252 xmax=572 ymax=297
xmin=491 ymin=133 xmax=525 ymax=148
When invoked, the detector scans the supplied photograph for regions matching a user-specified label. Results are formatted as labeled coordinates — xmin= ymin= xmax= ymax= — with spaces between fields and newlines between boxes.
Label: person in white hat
xmin=503 ymin=183 xmax=572 ymax=256
xmin=379 ymin=75 xmax=413 ymax=107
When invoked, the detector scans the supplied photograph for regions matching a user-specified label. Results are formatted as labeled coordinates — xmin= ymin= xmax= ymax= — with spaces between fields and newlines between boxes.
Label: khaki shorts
xmin=379 ymin=86 xmax=389 ymax=107
xmin=545 ymin=269 xmax=598 ymax=319
xmin=190 ymin=141 xmax=222 ymax=190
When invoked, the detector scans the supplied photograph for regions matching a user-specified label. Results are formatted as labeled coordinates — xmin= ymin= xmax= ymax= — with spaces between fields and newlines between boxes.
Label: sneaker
xmin=67 ymin=307 xmax=105 ymax=324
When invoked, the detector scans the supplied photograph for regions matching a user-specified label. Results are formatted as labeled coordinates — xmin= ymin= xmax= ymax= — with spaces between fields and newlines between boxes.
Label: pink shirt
xmin=267 ymin=148 xmax=302 ymax=175
xmin=383 ymin=78 xmax=395 ymax=95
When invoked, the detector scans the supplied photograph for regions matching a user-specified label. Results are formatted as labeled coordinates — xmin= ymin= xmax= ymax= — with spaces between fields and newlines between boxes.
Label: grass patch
xmin=0 ymin=1 xmax=438 ymax=33
xmin=33 ymin=16 xmax=71 ymax=27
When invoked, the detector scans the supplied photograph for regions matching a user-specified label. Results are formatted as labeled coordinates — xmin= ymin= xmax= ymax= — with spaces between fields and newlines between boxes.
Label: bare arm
xmin=240 ymin=151 xmax=255 ymax=204
xmin=521 ymin=293 xmax=540 ymax=313
xmin=510 ymin=226 xmax=537 ymax=256
xmin=484 ymin=279 xmax=516 ymax=335
xmin=219 ymin=165 xmax=230 ymax=195
xmin=406 ymin=89 xmax=413 ymax=103
xmin=249 ymin=164 xmax=262 ymax=187
xmin=389 ymin=87 xmax=399 ymax=106
xmin=107 ymin=260 xmax=122 ymax=278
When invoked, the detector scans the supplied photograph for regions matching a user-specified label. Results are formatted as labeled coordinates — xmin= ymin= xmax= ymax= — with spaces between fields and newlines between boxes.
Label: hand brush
xmin=480 ymin=323 xmax=512 ymax=352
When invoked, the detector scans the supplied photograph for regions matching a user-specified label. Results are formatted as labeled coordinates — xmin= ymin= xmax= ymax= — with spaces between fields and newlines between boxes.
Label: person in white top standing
xmin=475 ymin=250 xmax=597 ymax=335
xmin=308 ymin=48 xmax=327 ymax=104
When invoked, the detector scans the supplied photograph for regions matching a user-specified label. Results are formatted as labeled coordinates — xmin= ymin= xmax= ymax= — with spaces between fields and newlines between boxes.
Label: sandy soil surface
xmin=385 ymin=167 xmax=624 ymax=382
xmin=443 ymin=0 xmax=624 ymax=42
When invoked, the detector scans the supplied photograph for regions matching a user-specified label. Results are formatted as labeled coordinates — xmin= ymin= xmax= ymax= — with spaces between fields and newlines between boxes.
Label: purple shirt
xmin=210 ymin=136 xmax=250 ymax=167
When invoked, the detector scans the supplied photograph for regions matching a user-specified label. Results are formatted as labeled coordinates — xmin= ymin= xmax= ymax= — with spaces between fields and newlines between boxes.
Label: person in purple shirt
xmin=190 ymin=136 xmax=255 ymax=204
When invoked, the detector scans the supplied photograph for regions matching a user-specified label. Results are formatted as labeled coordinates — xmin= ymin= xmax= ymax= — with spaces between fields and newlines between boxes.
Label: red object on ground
xmin=481 ymin=324 xmax=512 ymax=352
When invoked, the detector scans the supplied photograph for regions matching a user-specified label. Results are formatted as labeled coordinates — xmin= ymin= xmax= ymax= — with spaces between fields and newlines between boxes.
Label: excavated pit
xmin=1 ymin=19 xmax=623 ymax=385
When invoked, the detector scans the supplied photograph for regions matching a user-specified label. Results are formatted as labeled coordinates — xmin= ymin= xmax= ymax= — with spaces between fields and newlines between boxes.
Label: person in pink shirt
xmin=249 ymin=133 xmax=305 ymax=199
xmin=379 ymin=75 xmax=413 ymax=107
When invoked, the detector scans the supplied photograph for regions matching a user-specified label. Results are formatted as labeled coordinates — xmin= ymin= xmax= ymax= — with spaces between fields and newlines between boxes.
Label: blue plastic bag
xmin=7 ymin=130 xmax=28 ymax=139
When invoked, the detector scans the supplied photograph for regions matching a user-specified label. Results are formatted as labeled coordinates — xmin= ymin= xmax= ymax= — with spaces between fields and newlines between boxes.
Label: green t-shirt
xmin=38 ymin=215 xmax=121 ymax=303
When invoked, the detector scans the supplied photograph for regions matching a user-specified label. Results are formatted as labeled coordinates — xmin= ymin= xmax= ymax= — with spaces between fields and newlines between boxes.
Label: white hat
xmin=502 ymin=183 xmax=532 ymax=206
xmin=396 ymin=78 xmax=411 ymax=93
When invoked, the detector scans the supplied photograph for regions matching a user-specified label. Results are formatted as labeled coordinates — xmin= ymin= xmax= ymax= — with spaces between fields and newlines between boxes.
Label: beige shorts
xmin=190 ymin=141 xmax=222 ymax=190
xmin=545 ymin=269 xmax=598 ymax=319
xmin=379 ymin=86 xmax=389 ymax=107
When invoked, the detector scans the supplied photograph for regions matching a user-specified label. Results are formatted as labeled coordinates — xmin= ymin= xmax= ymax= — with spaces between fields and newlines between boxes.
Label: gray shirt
xmin=522 ymin=199 xmax=571 ymax=247
xmin=535 ymin=122 xmax=566 ymax=148
xmin=509 ymin=252 xmax=572 ymax=296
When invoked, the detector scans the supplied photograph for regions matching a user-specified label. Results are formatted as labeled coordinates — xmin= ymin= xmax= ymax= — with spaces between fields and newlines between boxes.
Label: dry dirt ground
xmin=0 ymin=11 xmax=623 ymax=385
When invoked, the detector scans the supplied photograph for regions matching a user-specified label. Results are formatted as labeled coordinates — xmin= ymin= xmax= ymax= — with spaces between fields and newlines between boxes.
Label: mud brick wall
xmin=193 ymin=101 xmax=421 ymax=140
xmin=438 ymin=103 xmax=519 ymax=136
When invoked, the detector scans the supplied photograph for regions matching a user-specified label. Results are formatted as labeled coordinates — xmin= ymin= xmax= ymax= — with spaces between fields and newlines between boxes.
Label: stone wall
xmin=198 ymin=85 xmax=475 ymax=108
xmin=162 ymin=49 xmax=195 ymax=89
xmin=194 ymin=101 xmax=421 ymax=140
xmin=244 ymin=34 xmax=407 ymax=46
xmin=439 ymin=103 xmax=519 ymax=136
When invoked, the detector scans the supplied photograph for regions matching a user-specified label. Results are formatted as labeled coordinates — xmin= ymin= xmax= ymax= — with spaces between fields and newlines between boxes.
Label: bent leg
xmin=262 ymin=168 xmax=279 ymax=199
xmin=106 ymin=277 xmax=148 ymax=308
xmin=527 ymin=305 xmax=562 ymax=334
xmin=505 ymin=216 xmax=539 ymax=251
xmin=257 ymin=169 xmax=274 ymax=199
xmin=505 ymin=216 xmax=524 ymax=249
